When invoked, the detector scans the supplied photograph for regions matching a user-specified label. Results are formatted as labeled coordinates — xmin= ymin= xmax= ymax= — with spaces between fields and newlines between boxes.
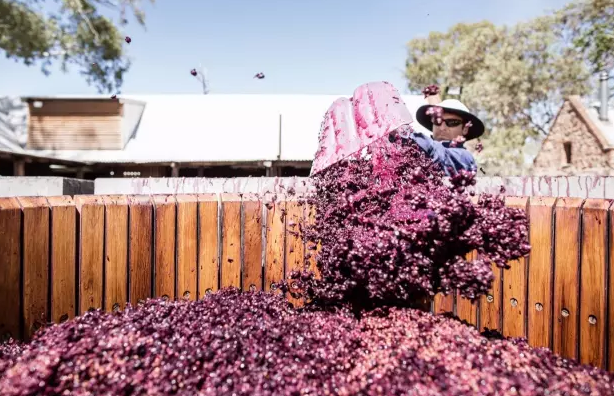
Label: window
xmin=563 ymin=142 xmax=572 ymax=164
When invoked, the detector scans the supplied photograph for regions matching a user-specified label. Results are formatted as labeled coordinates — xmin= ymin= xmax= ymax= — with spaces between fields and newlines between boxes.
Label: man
xmin=409 ymin=99 xmax=485 ymax=176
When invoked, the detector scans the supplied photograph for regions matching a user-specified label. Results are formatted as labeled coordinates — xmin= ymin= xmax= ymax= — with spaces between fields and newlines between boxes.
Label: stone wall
xmin=532 ymin=101 xmax=612 ymax=175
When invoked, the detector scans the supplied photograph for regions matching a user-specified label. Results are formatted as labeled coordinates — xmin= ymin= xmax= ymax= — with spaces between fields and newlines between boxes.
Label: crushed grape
xmin=1 ymin=291 xmax=612 ymax=395
xmin=290 ymin=134 xmax=530 ymax=310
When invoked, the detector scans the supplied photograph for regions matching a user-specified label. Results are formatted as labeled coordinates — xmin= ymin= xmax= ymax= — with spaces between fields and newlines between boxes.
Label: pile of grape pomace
xmin=2 ymin=291 xmax=613 ymax=395
xmin=290 ymin=131 xmax=530 ymax=309
xmin=1 ymin=134 xmax=613 ymax=395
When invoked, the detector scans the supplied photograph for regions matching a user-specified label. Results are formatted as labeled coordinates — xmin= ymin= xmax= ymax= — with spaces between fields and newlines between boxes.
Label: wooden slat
xmin=103 ymin=195 xmax=129 ymax=311
xmin=198 ymin=194 xmax=219 ymax=297
xmin=285 ymin=200 xmax=306 ymax=307
xmin=242 ymin=194 xmax=263 ymax=291
xmin=608 ymin=201 xmax=614 ymax=371
xmin=434 ymin=293 xmax=455 ymax=315
xmin=128 ymin=196 xmax=153 ymax=304
xmin=18 ymin=197 xmax=50 ymax=340
xmin=265 ymin=195 xmax=286 ymax=292
xmin=579 ymin=199 xmax=608 ymax=369
xmin=76 ymin=196 xmax=105 ymax=315
xmin=176 ymin=195 xmax=198 ymax=299
xmin=456 ymin=250 xmax=478 ymax=326
xmin=502 ymin=196 xmax=529 ymax=338
xmin=0 ymin=198 xmax=22 ymax=340
xmin=553 ymin=198 xmax=582 ymax=361
xmin=152 ymin=195 xmax=176 ymax=300
xmin=480 ymin=259 xmax=502 ymax=332
xmin=527 ymin=197 xmax=556 ymax=349
xmin=221 ymin=194 xmax=242 ymax=289
xmin=476 ymin=194 xmax=503 ymax=332
xmin=305 ymin=203 xmax=320 ymax=278
xmin=46 ymin=196 xmax=77 ymax=323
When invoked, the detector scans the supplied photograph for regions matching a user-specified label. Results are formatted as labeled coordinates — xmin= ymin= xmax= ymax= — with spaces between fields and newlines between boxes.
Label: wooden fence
xmin=0 ymin=194 xmax=613 ymax=372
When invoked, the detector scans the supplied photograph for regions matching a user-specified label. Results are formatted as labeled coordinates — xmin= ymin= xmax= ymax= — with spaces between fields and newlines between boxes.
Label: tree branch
xmin=72 ymin=0 xmax=101 ymax=45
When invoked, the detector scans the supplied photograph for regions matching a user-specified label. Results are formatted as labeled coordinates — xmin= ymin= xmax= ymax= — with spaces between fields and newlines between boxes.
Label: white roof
xmin=585 ymin=100 xmax=614 ymax=147
xmin=0 ymin=93 xmax=430 ymax=164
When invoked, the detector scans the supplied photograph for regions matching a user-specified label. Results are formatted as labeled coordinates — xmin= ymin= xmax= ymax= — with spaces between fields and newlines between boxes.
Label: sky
xmin=0 ymin=0 xmax=571 ymax=96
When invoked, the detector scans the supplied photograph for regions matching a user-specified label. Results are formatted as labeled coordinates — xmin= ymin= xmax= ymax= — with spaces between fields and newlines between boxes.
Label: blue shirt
xmin=409 ymin=132 xmax=477 ymax=176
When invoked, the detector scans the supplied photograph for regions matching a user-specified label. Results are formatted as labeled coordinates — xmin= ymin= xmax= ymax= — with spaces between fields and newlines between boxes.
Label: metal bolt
xmin=183 ymin=291 xmax=191 ymax=299
xmin=112 ymin=303 xmax=120 ymax=312
xmin=510 ymin=298 xmax=518 ymax=307
xmin=589 ymin=315 xmax=597 ymax=325
xmin=249 ymin=284 xmax=257 ymax=292
xmin=535 ymin=303 xmax=543 ymax=312
xmin=561 ymin=309 xmax=570 ymax=318
xmin=59 ymin=314 xmax=69 ymax=323
xmin=205 ymin=288 xmax=213 ymax=295
xmin=486 ymin=294 xmax=494 ymax=303
xmin=161 ymin=295 xmax=169 ymax=301
xmin=271 ymin=282 xmax=277 ymax=290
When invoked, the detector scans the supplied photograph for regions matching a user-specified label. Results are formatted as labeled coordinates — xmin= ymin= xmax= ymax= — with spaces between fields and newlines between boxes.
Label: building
xmin=0 ymin=93 xmax=430 ymax=179
xmin=532 ymin=73 xmax=613 ymax=176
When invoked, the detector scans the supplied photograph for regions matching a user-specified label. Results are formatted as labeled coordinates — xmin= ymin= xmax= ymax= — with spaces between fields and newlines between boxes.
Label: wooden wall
xmin=0 ymin=194 xmax=612 ymax=371
xmin=27 ymin=99 xmax=123 ymax=150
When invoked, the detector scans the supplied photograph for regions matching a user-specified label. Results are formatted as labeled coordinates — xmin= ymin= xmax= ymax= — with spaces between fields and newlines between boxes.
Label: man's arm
xmin=409 ymin=132 xmax=477 ymax=176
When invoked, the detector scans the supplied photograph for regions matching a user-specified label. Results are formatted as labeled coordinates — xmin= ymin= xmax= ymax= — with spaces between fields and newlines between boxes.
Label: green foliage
xmin=0 ymin=0 xmax=153 ymax=94
xmin=558 ymin=0 xmax=614 ymax=73
xmin=404 ymin=1 xmax=613 ymax=176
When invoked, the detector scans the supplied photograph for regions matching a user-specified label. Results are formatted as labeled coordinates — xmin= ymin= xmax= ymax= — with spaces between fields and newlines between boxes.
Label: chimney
xmin=599 ymin=70 xmax=609 ymax=122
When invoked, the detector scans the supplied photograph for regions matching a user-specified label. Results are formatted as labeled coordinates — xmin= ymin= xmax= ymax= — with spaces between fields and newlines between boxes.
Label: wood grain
xmin=553 ymin=198 xmax=582 ymax=361
xmin=502 ymin=196 xmax=529 ymax=339
xmin=527 ymin=197 xmax=556 ymax=349
xmin=18 ymin=197 xmax=50 ymax=340
xmin=242 ymin=194 xmax=263 ymax=291
xmin=0 ymin=198 xmax=22 ymax=340
xmin=579 ymin=199 xmax=608 ymax=368
xmin=456 ymin=250 xmax=478 ymax=326
xmin=198 ymin=194 xmax=219 ymax=297
xmin=265 ymin=195 xmax=286 ymax=293
xmin=75 ymin=196 xmax=105 ymax=315
xmin=285 ymin=199 xmax=306 ymax=307
xmin=46 ymin=196 xmax=77 ymax=323
xmin=176 ymin=195 xmax=198 ymax=299
xmin=103 ymin=195 xmax=129 ymax=311
xmin=152 ymin=195 xmax=176 ymax=300
xmin=128 ymin=196 xmax=153 ymax=304
xmin=221 ymin=194 xmax=242 ymax=289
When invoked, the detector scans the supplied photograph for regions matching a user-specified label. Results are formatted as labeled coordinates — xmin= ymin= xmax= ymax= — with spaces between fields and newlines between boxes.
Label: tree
xmin=556 ymin=0 xmax=614 ymax=99
xmin=558 ymin=0 xmax=614 ymax=75
xmin=405 ymin=14 xmax=592 ymax=175
xmin=0 ymin=0 xmax=153 ymax=94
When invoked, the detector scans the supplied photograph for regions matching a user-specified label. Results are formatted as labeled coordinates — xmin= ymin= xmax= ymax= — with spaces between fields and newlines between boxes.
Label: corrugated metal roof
xmin=0 ymin=93 xmax=428 ymax=164
xmin=585 ymin=100 xmax=614 ymax=147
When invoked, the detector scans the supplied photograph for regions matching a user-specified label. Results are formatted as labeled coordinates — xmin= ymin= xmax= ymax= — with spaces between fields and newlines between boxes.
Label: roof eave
xmin=568 ymin=95 xmax=611 ymax=151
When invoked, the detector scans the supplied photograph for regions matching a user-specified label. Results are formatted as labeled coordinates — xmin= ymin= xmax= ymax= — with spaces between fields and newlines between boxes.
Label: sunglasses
xmin=434 ymin=118 xmax=464 ymax=128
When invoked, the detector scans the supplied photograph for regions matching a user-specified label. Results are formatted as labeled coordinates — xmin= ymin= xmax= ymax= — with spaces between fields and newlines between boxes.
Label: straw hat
xmin=416 ymin=99 xmax=485 ymax=140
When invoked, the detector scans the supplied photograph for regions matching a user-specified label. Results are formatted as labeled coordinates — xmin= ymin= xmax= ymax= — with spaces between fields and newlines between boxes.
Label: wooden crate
xmin=0 ymin=194 xmax=611 ymax=370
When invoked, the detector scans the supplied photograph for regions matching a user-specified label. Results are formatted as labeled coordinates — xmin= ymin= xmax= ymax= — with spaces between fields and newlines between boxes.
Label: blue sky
xmin=0 ymin=0 xmax=570 ymax=96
